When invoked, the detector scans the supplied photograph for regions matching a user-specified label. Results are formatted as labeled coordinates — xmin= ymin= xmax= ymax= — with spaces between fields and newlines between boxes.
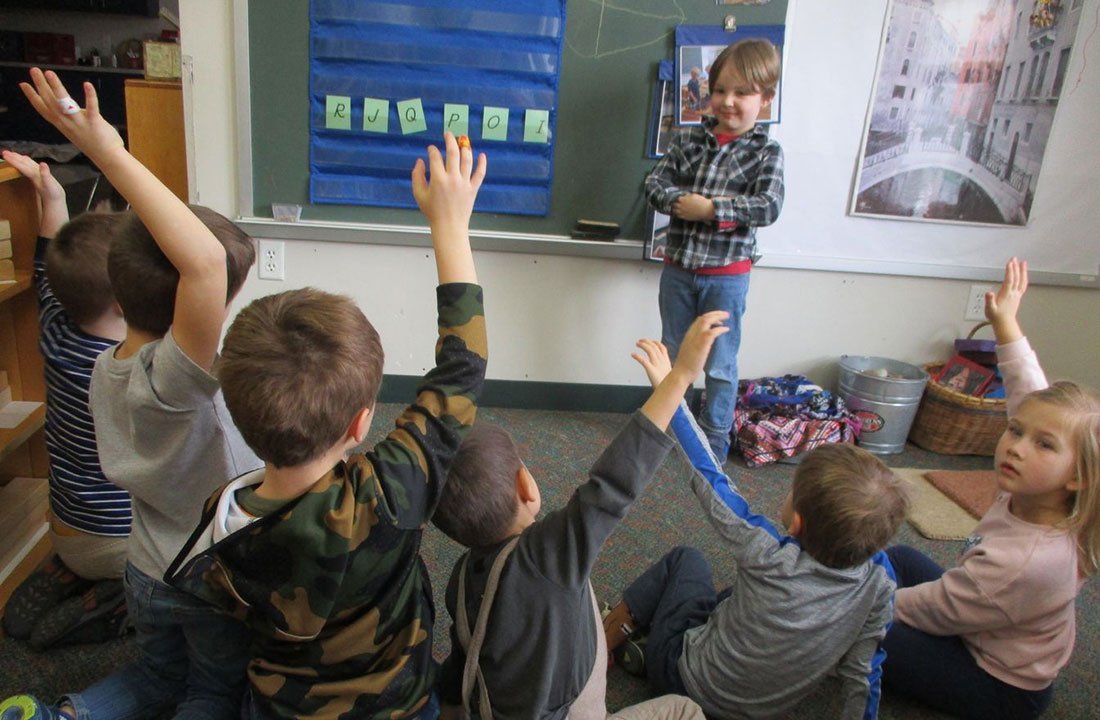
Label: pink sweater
xmin=895 ymin=338 xmax=1082 ymax=691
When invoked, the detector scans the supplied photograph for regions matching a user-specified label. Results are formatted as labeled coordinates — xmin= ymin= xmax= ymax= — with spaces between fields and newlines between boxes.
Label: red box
xmin=23 ymin=33 xmax=76 ymax=66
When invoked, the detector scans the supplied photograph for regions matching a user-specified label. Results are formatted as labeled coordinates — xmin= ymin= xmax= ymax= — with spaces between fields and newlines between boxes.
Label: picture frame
xmin=935 ymin=354 xmax=995 ymax=397
xmin=674 ymin=25 xmax=785 ymax=127
xmin=648 ymin=60 xmax=676 ymax=158
xmin=850 ymin=0 xmax=1085 ymax=226
xmin=643 ymin=209 xmax=670 ymax=262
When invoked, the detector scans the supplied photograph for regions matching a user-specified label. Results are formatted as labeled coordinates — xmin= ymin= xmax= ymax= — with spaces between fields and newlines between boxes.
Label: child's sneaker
xmin=2 ymin=557 xmax=91 ymax=640
xmin=28 ymin=579 xmax=126 ymax=651
xmin=616 ymin=634 xmax=648 ymax=677
xmin=0 ymin=695 xmax=67 ymax=720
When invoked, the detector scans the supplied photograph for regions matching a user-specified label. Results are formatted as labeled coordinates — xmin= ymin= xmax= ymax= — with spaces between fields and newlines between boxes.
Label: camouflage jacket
xmin=167 ymin=284 xmax=487 ymax=720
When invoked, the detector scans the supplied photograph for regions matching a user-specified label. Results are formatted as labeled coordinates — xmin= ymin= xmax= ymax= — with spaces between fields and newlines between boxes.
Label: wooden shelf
xmin=0 ymin=272 xmax=33 ymax=305
xmin=0 ymin=403 xmax=46 ymax=466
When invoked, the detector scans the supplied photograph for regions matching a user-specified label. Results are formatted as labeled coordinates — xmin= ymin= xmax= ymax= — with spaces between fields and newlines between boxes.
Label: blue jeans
xmin=659 ymin=263 xmax=749 ymax=462
xmin=882 ymin=546 xmax=1052 ymax=720
xmin=622 ymin=546 xmax=730 ymax=696
xmin=62 ymin=563 xmax=250 ymax=720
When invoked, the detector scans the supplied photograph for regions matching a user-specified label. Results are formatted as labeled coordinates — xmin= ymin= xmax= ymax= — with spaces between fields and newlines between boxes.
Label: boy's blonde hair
xmin=709 ymin=38 xmax=781 ymax=97
xmin=47 ymin=211 xmax=119 ymax=325
xmin=792 ymin=443 xmax=909 ymax=569
xmin=218 ymin=288 xmax=384 ymax=468
xmin=1020 ymin=382 xmax=1100 ymax=576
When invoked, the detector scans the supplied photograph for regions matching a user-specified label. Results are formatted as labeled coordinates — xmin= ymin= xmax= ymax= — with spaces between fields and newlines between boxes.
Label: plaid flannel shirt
xmin=645 ymin=118 xmax=784 ymax=270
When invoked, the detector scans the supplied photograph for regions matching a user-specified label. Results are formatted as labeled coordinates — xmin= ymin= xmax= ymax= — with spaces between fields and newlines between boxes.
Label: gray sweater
xmin=90 ymin=331 xmax=260 ymax=580
xmin=670 ymin=406 xmax=895 ymax=720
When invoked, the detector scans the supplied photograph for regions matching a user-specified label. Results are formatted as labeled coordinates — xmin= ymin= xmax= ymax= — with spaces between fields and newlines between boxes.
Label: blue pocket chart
xmin=309 ymin=0 xmax=567 ymax=216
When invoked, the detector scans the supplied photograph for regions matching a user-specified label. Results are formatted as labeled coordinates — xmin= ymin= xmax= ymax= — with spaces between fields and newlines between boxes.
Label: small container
xmin=838 ymin=356 xmax=929 ymax=454
xmin=271 ymin=203 xmax=303 ymax=222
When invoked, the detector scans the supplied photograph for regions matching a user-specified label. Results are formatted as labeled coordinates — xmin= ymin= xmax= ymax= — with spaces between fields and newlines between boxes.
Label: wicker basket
xmin=907 ymin=363 xmax=1007 ymax=455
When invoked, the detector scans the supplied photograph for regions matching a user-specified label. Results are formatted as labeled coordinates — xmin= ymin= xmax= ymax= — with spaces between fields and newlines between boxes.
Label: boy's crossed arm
xmin=21 ymin=69 xmax=228 ymax=370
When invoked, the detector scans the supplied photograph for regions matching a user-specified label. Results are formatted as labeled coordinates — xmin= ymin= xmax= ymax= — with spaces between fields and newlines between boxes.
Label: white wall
xmin=180 ymin=0 xmax=1100 ymax=392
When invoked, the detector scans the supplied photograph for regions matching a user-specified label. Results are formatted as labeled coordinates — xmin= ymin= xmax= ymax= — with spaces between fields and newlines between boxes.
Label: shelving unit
xmin=0 ymin=164 xmax=50 ymax=605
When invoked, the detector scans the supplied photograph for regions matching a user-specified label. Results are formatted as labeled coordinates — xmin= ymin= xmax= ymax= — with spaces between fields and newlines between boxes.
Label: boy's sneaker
xmin=616 ymin=634 xmax=648 ymax=678
xmin=28 ymin=579 xmax=127 ymax=651
xmin=2 ymin=557 xmax=91 ymax=640
xmin=0 ymin=695 xmax=67 ymax=720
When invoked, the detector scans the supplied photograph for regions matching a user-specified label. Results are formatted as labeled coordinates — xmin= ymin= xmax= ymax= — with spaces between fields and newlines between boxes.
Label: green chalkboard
xmin=248 ymin=0 xmax=788 ymax=239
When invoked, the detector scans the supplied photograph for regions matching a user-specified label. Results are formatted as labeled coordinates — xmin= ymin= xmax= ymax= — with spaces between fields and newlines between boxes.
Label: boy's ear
xmin=347 ymin=405 xmax=374 ymax=444
xmin=786 ymin=511 xmax=803 ymax=538
xmin=516 ymin=465 xmax=537 ymax=503
xmin=761 ymin=92 xmax=775 ymax=108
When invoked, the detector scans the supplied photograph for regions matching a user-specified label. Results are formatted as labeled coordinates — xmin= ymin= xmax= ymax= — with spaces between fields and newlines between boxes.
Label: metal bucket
xmin=838 ymin=356 xmax=929 ymax=455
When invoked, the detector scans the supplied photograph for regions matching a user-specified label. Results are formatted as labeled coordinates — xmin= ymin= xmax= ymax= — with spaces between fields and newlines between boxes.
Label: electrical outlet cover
xmin=258 ymin=239 xmax=285 ymax=281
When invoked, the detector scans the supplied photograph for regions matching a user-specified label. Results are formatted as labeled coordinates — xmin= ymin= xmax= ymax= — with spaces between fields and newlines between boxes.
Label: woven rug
xmin=925 ymin=469 xmax=998 ymax=520
xmin=894 ymin=468 xmax=980 ymax=541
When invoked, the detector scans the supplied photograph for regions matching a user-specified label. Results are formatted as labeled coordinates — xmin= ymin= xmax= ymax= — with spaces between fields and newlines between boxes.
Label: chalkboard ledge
xmin=235 ymin=218 xmax=646 ymax=261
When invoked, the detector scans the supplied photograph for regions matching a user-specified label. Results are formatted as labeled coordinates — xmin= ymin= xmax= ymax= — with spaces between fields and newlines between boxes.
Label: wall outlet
xmin=258 ymin=239 xmax=285 ymax=281
xmin=965 ymin=284 xmax=994 ymax=321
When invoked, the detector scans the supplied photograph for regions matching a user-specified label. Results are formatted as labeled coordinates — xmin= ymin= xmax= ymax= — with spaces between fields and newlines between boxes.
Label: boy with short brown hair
xmin=604 ymin=341 xmax=909 ymax=720
xmin=433 ymin=315 xmax=729 ymax=720
xmin=167 ymin=133 xmax=490 ymax=720
xmin=646 ymin=37 xmax=784 ymax=465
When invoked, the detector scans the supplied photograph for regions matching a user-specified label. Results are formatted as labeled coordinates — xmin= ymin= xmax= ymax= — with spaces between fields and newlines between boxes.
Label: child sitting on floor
xmin=881 ymin=257 xmax=1100 ymax=720
xmin=604 ymin=342 xmax=909 ymax=719
xmin=431 ymin=315 xmax=729 ymax=720
xmin=0 ymin=150 xmax=130 ymax=651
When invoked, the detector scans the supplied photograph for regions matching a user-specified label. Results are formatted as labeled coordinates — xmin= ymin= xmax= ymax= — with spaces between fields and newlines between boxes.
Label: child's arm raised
xmin=20 ymin=69 xmax=227 ymax=370
xmin=2 ymin=150 xmax=68 ymax=239
xmin=985 ymin=257 xmax=1048 ymax=412
xmin=985 ymin=256 xmax=1027 ymax=345
xmin=411 ymin=132 xmax=486 ymax=285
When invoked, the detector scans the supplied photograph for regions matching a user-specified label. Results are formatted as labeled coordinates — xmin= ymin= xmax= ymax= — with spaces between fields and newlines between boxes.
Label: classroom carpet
xmin=1 ymin=404 xmax=1097 ymax=719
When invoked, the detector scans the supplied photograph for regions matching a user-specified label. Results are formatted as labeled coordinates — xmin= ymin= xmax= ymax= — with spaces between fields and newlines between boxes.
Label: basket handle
xmin=967 ymin=321 xmax=991 ymax=339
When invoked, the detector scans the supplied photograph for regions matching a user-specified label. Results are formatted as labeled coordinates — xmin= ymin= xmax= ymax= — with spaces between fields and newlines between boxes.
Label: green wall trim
xmin=378 ymin=376 xmax=650 ymax=413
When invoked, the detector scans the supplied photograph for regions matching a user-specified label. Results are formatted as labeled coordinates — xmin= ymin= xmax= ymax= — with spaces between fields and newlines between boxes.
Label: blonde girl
xmin=880 ymin=258 xmax=1098 ymax=720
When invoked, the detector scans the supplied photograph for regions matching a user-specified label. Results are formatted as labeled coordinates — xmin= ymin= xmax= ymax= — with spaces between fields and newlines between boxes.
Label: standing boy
xmin=2 ymin=68 xmax=259 ymax=720
xmin=604 ymin=341 xmax=909 ymax=720
xmin=0 ymin=151 xmax=130 ymax=649
xmin=646 ymin=38 xmax=784 ymax=463
xmin=431 ymin=314 xmax=727 ymax=720
xmin=165 ymin=133 xmax=488 ymax=720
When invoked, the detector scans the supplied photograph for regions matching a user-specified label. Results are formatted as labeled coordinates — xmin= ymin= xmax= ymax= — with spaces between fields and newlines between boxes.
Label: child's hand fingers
xmin=410 ymin=158 xmax=427 ymax=205
xmin=425 ymin=143 xmax=445 ymax=180
xmin=82 ymin=80 xmax=100 ymax=118
xmin=442 ymin=132 xmax=458 ymax=175
xmin=470 ymin=152 xmax=487 ymax=192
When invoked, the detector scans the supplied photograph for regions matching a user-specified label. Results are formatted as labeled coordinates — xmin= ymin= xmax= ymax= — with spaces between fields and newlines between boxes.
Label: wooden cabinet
xmin=0 ymin=165 xmax=50 ymax=607
xmin=125 ymin=78 xmax=188 ymax=201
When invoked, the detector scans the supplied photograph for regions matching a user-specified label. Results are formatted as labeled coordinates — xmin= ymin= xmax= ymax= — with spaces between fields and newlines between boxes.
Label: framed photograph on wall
xmin=648 ymin=60 xmax=676 ymax=158
xmin=850 ymin=0 xmax=1086 ymax=226
xmin=643 ymin=209 xmax=670 ymax=262
xmin=674 ymin=25 xmax=785 ymax=126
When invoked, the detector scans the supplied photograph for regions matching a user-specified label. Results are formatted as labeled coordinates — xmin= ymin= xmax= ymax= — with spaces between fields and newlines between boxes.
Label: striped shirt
xmin=35 ymin=237 xmax=131 ymax=536
xmin=645 ymin=118 xmax=784 ymax=270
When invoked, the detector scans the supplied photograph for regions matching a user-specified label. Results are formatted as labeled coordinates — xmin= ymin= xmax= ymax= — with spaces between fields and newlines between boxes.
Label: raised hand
xmin=19 ymin=68 xmax=124 ymax=160
xmin=632 ymin=339 xmax=673 ymax=389
xmin=673 ymin=311 xmax=730 ymax=384
xmin=985 ymin=257 xmax=1028 ymax=344
xmin=2 ymin=149 xmax=68 ymax=237
xmin=411 ymin=131 xmax=487 ymax=228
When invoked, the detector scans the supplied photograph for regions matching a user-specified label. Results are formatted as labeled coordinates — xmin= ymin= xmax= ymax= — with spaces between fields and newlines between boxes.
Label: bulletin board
xmin=307 ymin=0 xmax=564 ymax=216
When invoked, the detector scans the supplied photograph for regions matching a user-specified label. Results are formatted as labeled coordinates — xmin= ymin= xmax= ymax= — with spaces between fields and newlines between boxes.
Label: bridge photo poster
xmin=851 ymin=0 xmax=1085 ymax=226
